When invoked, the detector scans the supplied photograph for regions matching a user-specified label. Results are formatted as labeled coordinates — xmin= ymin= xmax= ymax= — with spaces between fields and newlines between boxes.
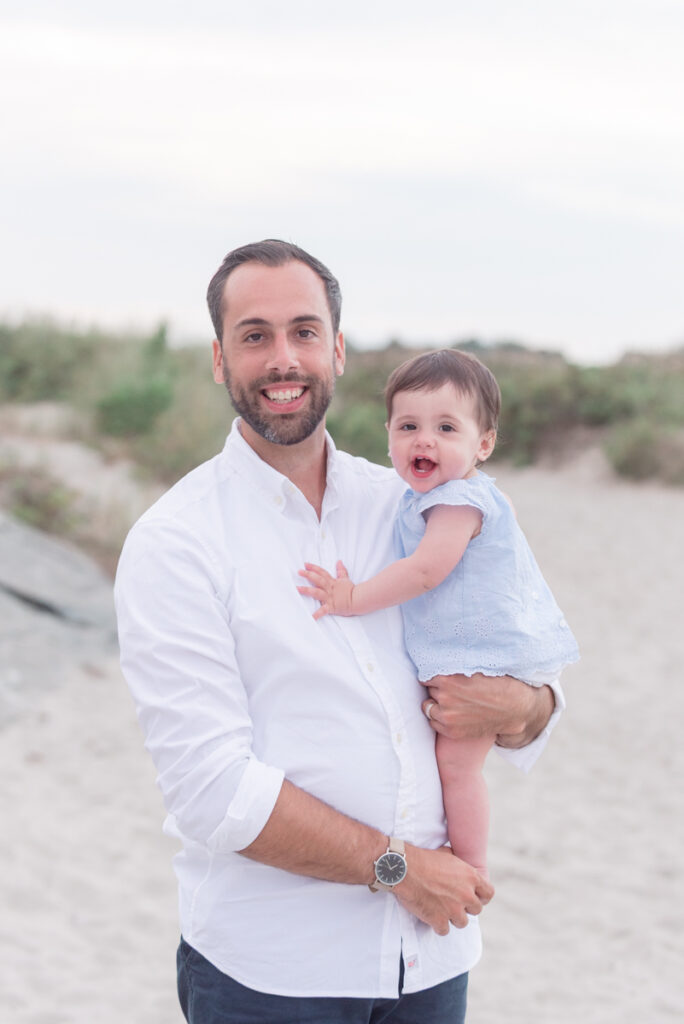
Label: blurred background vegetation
xmin=2 ymin=318 xmax=684 ymax=488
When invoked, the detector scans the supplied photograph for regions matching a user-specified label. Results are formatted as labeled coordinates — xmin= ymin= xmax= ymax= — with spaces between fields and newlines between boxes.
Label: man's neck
xmin=238 ymin=420 xmax=328 ymax=519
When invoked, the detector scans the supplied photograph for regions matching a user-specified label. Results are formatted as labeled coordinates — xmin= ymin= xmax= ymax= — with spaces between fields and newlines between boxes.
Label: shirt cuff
xmin=494 ymin=677 xmax=565 ymax=774
xmin=207 ymin=756 xmax=285 ymax=853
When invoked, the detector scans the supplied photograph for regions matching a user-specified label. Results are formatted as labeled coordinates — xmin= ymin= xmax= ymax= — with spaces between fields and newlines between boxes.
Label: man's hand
xmin=298 ymin=560 xmax=354 ymax=619
xmin=421 ymin=673 xmax=555 ymax=749
xmin=394 ymin=844 xmax=494 ymax=935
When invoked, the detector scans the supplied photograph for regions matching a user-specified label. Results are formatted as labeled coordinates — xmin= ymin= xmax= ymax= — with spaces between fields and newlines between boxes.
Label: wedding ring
xmin=424 ymin=701 xmax=436 ymax=721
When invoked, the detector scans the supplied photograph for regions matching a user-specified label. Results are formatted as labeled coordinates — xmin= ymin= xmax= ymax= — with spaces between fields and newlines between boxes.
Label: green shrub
xmin=604 ymin=419 xmax=659 ymax=480
xmin=327 ymin=401 xmax=389 ymax=465
xmin=604 ymin=420 xmax=684 ymax=484
xmin=96 ymin=376 xmax=175 ymax=437
xmin=0 ymin=468 xmax=79 ymax=534
xmin=574 ymin=366 xmax=637 ymax=425
xmin=494 ymin=365 xmax=581 ymax=464
xmin=0 ymin=321 xmax=96 ymax=401
xmin=94 ymin=325 xmax=177 ymax=438
xmin=131 ymin=351 xmax=233 ymax=481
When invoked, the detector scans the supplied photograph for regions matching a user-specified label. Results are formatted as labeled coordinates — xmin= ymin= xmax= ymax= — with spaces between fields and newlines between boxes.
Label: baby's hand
xmin=297 ymin=560 xmax=355 ymax=619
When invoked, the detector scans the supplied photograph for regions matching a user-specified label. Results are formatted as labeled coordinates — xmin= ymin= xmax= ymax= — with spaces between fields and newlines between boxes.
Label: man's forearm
xmin=239 ymin=779 xmax=385 ymax=884
xmin=239 ymin=778 xmax=494 ymax=935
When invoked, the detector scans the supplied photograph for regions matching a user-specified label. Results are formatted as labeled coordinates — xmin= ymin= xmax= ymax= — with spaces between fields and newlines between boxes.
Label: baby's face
xmin=387 ymin=383 xmax=495 ymax=492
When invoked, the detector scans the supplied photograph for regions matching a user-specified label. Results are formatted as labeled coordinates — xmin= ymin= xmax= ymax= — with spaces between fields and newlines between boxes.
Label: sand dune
xmin=2 ymin=444 xmax=683 ymax=1023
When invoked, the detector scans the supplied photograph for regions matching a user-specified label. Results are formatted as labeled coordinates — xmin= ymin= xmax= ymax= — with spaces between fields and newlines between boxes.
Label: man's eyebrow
xmin=234 ymin=317 xmax=269 ymax=329
xmin=234 ymin=315 xmax=325 ymax=329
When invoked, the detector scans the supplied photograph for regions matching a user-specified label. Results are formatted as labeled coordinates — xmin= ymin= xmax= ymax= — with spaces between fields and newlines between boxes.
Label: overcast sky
xmin=2 ymin=0 xmax=683 ymax=364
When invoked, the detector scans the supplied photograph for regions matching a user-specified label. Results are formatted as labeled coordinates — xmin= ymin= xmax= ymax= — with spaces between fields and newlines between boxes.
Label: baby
xmin=298 ymin=348 xmax=579 ymax=875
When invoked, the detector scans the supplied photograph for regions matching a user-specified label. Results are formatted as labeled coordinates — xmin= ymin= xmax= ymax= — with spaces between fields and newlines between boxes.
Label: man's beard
xmin=222 ymin=367 xmax=335 ymax=446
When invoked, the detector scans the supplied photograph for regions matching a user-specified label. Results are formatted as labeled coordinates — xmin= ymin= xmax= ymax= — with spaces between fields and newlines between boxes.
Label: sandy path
xmin=2 ymin=450 xmax=683 ymax=1022
xmin=469 ymin=455 xmax=684 ymax=1022
xmin=2 ymin=658 xmax=184 ymax=1023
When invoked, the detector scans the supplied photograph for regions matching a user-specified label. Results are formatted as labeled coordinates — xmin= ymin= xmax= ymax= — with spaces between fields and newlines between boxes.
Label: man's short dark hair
xmin=207 ymin=239 xmax=342 ymax=343
xmin=385 ymin=349 xmax=501 ymax=433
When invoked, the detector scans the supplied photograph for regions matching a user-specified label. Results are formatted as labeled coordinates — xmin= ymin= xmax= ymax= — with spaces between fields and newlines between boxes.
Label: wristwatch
xmin=369 ymin=837 xmax=407 ymax=892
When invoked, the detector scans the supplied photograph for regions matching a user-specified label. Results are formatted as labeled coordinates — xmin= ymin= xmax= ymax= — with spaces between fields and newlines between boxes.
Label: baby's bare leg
xmin=436 ymin=732 xmax=497 ymax=876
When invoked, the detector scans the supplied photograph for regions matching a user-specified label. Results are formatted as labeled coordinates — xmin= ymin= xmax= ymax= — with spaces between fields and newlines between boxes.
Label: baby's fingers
xmin=297 ymin=585 xmax=330 ymax=620
xmin=299 ymin=565 xmax=333 ymax=585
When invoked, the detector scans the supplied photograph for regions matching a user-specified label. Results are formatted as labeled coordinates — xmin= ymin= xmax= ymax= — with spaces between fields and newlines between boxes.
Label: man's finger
xmin=421 ymin=699 xmax=441 ymax=728
xmin=449 ymin=910 xmax=469 ymax=929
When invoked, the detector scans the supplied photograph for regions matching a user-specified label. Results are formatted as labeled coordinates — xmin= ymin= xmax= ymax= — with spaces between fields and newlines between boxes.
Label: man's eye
xmin=244 ymin=333 xmax=264 ymax=343
xmin=297 ymin=329 xmax=315 ymax=339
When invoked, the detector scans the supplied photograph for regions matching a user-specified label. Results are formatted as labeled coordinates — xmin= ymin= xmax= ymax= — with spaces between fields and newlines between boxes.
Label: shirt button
xmin=559 ymin=618 xmax=567 ymax=628
xmin=401 ymin=808 xmax=409 ymax=820
xmin=396 ymin=733 xmax=403 ymax=745
xmin=321 ymin=529 xmax=327 ymax=540
xmin=274 ymin=495 xmax=283 ymax=506
xmin=366 ymin=662 xmax=375 ymax=673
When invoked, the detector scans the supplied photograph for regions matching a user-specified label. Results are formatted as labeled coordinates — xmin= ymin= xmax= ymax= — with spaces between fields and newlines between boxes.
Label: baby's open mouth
xmin=412 ymin=457 xmax=436 ymax=475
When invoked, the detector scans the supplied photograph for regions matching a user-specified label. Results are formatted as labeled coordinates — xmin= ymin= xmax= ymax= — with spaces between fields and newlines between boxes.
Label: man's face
xmin=212 ymin=260 xmax=345 ymax=447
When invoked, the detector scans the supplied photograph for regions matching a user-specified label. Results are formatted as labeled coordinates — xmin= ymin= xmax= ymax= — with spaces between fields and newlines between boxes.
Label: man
xmin=115 ymin=240 xmax=561 ymax=1023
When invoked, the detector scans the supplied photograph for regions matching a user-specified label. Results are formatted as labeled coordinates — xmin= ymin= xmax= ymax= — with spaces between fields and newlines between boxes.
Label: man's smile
xmin=260 ymin=383 xmax=309 ymax=412
xmin=263 ymin=386 xmax=306 ymax=404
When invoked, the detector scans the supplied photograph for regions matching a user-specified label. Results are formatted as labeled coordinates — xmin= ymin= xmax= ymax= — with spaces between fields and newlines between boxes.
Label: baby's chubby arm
xmin=298 ymin=503 xmax=481 ymax=620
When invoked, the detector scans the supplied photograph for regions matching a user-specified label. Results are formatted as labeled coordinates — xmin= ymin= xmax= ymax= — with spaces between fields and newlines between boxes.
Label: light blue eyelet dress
xmin=395 ymin=471 xmax=579 ymax=684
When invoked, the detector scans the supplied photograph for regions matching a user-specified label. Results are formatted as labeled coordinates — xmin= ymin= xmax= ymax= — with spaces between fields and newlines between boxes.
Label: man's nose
xmin=266 ymin=332 xmax=300 ymax=374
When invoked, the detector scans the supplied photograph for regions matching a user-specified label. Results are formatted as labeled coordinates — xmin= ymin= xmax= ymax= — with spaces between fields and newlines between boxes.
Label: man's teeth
xmin=264 ymin=387 xmax=305 ymax=403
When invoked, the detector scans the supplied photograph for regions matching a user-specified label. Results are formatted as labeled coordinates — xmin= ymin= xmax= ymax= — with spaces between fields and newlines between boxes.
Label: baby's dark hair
xmin=384 ymin=349 xmax=501 ymax=433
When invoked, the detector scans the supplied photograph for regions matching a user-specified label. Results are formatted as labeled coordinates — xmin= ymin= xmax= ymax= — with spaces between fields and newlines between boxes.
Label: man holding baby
xmin=115 ymin=239 xmax=561 ymax=1023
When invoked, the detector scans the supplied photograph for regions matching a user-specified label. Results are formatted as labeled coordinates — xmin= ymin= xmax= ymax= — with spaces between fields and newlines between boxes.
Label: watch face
xmin=376 ymin=852 xmax=407 ymax=886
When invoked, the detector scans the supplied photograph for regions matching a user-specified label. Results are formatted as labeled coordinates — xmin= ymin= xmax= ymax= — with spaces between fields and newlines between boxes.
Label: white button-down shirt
xmin=115 ymin=420 xmax=562 ymax=998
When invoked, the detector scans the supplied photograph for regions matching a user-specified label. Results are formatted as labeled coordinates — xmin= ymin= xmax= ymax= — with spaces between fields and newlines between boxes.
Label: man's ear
xmin=478 ymin=430 xmax=497 ymax=462
xmin=212 ymin=339 xmax=224 ymax=384
xmin=334 ymin=331 xmax=346 ymax=377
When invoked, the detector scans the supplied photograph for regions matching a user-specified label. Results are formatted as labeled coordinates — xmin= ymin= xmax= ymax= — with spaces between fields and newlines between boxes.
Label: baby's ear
xmin=478 ymin=430 xmax=497 ymax=462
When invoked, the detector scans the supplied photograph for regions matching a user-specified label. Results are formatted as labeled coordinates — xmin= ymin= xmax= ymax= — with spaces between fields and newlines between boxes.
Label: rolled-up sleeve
xmin=114 ymin=518 xmax=284 ymax=852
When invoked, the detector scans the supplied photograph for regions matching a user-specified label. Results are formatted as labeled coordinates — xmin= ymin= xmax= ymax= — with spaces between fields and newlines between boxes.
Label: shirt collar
xmin=222 ymin=417 xmax=342 ymax=518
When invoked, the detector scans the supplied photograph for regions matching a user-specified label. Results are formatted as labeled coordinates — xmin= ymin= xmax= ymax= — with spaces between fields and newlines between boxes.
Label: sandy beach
xmin=2 ymin=442 xmax=683 ymax=1023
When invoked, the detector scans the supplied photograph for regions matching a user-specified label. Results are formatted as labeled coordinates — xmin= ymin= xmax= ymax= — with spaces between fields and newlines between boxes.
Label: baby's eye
xmin=439 ymin=424 xmax=456 ymax=432
xmin=399 ymin=423 xmax=417 ymax=431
